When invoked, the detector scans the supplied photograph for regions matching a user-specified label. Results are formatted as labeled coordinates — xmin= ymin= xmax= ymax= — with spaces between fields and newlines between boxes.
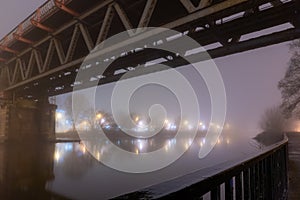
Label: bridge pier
xmin=0 ymin=97 xmax=57 ymax=142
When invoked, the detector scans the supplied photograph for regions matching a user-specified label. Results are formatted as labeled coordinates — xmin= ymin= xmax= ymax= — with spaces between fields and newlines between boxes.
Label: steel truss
xmin=0 ymin=0 xmax=299 ymax=98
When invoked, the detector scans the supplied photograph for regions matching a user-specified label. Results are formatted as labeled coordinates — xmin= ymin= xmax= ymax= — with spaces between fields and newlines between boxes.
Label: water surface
xmin=0 ymin=130 xmax=274 ymax=199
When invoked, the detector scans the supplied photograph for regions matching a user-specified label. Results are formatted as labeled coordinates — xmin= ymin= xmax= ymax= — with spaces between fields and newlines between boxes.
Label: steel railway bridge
xmin=0 ymin=1 xmax=297 ymax=198
xmin=0 ymin=0 xmax=299 ymax=139
xmin=0 ymin=0 xmax=299 ymax=99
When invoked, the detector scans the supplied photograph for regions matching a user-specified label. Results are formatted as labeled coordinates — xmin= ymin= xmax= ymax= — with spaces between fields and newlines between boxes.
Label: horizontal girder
xmin=0 ymin=0 xmax=299 ymax=99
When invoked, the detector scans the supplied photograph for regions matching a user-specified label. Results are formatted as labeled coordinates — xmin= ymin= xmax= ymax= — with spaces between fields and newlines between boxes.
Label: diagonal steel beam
xmin=96 ymin=4 xmax=115 ymax=45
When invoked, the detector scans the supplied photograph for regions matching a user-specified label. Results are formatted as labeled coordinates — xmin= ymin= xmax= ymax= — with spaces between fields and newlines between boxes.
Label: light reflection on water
xmin=0 ymin=130 xmax=274 ymax=200
xmin=48 ymin=130 xmax=263 ymax=199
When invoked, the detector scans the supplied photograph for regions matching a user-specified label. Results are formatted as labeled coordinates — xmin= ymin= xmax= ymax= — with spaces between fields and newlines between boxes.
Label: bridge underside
xmin=0 ymin=0 xmax=299 ymax=99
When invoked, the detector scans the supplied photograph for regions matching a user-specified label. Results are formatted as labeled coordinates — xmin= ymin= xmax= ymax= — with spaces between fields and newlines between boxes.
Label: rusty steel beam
xmin=54 ymin=0 xmax=80 ymax=17
xmin=0 ymin=45 xmax=18 ymax=55
xmin=30 ymin=19 xmax=54 ymax=33
xmin=13 ymin=33 xmax=34 ymax=45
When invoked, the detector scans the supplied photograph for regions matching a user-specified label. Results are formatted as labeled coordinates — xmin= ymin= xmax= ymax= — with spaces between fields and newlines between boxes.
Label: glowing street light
xmin=96 ymin=113 xmax=102 ymax=119
xmin=56 ymin=112 xmax=63 ymax=120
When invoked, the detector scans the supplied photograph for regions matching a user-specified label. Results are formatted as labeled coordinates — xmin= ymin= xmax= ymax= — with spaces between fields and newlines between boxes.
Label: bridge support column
xmin=0 ymin=98 xmax=57 ymax=142
xmin=0 ymin=105 xmax=9 ymax=142
xmin=37 ymin=96 xmax=57 ymax=141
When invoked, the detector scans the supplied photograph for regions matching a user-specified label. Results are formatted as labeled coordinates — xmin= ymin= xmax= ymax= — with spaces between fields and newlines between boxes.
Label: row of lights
xmin=56 ymin=110 xmax=231 ymax=133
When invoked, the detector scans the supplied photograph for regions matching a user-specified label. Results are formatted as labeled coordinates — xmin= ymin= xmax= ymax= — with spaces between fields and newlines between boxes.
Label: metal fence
xmin=160 ymin=138 xmax=288 ymax=200
xmin=116 ymin=137 xmax=289 ymax=200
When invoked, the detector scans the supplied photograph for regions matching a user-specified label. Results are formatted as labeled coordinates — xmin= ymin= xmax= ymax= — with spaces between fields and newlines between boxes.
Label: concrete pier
xmin=0 ymin=99 xmax=57 ymax=142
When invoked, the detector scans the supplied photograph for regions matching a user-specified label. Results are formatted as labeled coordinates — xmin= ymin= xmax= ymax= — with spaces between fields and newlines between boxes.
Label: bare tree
xmin=259 ymin=106 xmax=286 ymax=132
xmin=278 ymin=40 xmax=300 ymax=118
xmin=63 ymin=94 xmax=92 ymax=131
xmin=254 ymin=106 xmax=286 ymax=146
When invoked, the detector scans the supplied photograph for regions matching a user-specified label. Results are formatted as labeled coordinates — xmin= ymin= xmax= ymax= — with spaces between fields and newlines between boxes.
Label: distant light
xmin=65 ymin=143 xmax=73 ymax=151
xmin=101 ymin=118 xmax=106 ymax=124
xmin=199 ymin=141 xmax=203 ymax=147
xmin=184 ymin=120 xmax=188 ymax=125
xmin=104 ymin=125 xmax=111 ymax=129
xmin=138 ymin=120 xmax=145 ymax=127
xmin=135 ymin=116 xmax=139 ymax=122
xmin=164 ymin=145 xmax=169 ymax=152
xmin=96 ymin=113 xmax=102 ymax=119
xmin=97 ymin=151 xmax=101 ymax=160
xmin=184 ymin=143 xmax=189 ymax=150
xmin=54 ymin=151 xmax=60 ymax=162
xmin=138 ymin=142 xmax=144 ymax=150
xmin=56 ymin=112 xmax=63 ymax=119
xmin=80 ymin=144 xmax=86 ymax=154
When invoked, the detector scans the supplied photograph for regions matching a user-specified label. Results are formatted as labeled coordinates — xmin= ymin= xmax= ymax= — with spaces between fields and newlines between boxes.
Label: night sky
xmin=0 ymin=0 xmax=293 ymax=136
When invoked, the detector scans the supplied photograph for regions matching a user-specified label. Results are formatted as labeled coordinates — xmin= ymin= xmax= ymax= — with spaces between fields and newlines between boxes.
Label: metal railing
xmin=164 ymin=139 xmax=288 ymax=199
xmin=116 ymin=137 xmax=288 ymax=199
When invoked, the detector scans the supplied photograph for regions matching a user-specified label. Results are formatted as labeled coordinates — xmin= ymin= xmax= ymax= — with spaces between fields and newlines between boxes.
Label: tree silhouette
xmin=278 ymin=40 xmax=300 ymax=118
xmin=259 ymin=106 xmax=285 ymax=132
xmin=63 ymin=94 xmax=92 ymax=131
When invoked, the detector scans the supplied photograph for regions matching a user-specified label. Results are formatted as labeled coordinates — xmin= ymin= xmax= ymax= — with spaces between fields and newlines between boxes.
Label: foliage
xmin=278 ymin=40 xmax=300 ymax=118
xmin=63 ymin=94 xmax=92 ymax=131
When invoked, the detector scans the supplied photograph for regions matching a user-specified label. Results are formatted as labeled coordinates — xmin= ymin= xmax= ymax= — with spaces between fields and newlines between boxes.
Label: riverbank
xmin=55 ymin=131 xmax=81 ymax=143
